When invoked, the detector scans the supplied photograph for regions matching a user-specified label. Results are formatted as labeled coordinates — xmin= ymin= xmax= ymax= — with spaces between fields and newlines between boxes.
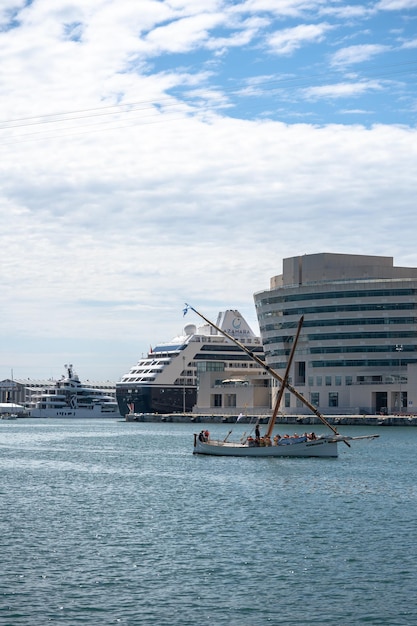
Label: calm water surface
xmin=0 ymin=419 xmax=416 ymax=625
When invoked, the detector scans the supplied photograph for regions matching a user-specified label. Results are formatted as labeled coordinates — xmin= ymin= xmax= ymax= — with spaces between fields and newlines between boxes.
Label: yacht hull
xmin=29 ymin=407 xmax=120 ymax=418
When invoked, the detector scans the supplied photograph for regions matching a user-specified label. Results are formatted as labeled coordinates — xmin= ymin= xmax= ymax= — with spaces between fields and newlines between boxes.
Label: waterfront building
xmin=254 ymin=253 xmax=417 ymax=415
xmin=194 ymin=368 xmax=270 ymax=417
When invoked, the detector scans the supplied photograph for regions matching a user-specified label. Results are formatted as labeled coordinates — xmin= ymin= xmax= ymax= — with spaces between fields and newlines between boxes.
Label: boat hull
xmin=193 ymin=438 xmax=338 ymax=458
xmin=28 ymin=407 xmax=121 ymax=418
xmin=116 ymin=384 xmax=197 ymax=416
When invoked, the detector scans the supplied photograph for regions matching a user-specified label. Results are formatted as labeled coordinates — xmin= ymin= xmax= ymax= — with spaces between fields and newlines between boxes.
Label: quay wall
xmin=125 ymin=413 xmax=417 ymax=427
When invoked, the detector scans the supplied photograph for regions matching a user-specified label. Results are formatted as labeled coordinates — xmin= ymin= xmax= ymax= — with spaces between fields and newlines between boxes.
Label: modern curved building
xmin=254 ymin=253 xmax=417 ymax=415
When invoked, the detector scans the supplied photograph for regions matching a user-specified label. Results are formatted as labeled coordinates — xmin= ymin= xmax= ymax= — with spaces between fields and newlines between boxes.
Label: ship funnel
xmin=216 ymin=310 xmax=256 ymax=339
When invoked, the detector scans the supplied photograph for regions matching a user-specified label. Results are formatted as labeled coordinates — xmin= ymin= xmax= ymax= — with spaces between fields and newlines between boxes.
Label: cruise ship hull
xmin=116 ymin=384 xmax=197 ymax=416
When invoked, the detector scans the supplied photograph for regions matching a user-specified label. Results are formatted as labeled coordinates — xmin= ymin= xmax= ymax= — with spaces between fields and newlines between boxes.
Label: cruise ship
xmin=116 ymin=310 xmax=264 ymax=416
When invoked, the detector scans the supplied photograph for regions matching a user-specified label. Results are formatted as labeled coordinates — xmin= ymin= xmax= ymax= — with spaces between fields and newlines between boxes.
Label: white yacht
xmin=27 ymin=365 xmax=121 ymax=418
xmin=116 ymin=310 xmax=264 ymax=416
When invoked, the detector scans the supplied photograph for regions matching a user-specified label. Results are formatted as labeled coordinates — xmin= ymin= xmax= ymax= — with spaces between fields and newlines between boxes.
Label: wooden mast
xmin=265 ymin=315 xmax=304 ymax=438
xmin=185 ymin=304 xmax=343 ymax=439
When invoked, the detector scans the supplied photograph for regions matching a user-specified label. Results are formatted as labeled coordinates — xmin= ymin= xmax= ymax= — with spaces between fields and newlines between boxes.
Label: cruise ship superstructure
xmin=116 ymin=310 xmax=264 ymax=415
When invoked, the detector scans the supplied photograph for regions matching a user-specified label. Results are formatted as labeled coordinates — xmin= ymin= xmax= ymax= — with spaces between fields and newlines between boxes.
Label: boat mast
xmin=265 ymin=315 xmax=303 ymax=438
xmin=184 ymin=304 xmax=341 ymax=438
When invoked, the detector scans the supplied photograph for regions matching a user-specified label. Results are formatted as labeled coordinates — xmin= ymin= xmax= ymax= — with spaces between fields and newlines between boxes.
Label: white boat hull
xmin=29 ymin=406 xmax=120 ymax=418
xmin=193 ymin=436 xmax=339 ymax=458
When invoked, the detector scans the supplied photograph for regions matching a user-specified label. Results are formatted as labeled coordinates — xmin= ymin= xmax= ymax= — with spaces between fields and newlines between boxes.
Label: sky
xmin=1 ymin=0 xmax=417 ymax=382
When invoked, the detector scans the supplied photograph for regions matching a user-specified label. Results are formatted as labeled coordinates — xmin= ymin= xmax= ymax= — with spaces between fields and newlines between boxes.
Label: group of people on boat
xmin=196 ymin=427 xmax=318 ymax=447
xmin=246 ymin=431 xmax=317 ymax=447
xmin=198 ymin=430 xmax=210 ymax=442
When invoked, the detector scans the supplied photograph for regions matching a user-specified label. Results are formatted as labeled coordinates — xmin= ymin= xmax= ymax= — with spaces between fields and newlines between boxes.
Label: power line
xmin=0 ymin=58 xmax=416 ymax=143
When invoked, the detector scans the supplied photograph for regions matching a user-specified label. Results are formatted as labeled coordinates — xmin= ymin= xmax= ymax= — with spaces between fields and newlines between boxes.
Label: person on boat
xmin=247 ymin=436 xmax=255 ymax=447
xmin=198 ymin=430 xmax=206 ymax=442
xmin=255 ymin=424 xmax=260 ymax=440
xmin=204 ymin=430 xmax=209 ymax=441
xmin=273 ymin=434 xmax=281 ymax=445
xmin=307 ymin=432 xmax=317 ymax=440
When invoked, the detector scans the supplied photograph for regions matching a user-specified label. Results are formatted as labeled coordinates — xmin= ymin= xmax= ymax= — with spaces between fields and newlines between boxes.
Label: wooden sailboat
xmin=187 ymin=304 xmax=378 ymax=458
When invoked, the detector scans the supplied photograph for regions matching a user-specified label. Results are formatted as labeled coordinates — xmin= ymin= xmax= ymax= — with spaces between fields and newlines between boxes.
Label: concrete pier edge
xmin=125 ymin=413 xmax=417 ymax=426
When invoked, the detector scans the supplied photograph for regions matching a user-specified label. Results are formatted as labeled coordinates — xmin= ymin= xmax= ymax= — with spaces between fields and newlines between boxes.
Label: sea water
xmin=0 ymin=419 xmax=416 ymax=626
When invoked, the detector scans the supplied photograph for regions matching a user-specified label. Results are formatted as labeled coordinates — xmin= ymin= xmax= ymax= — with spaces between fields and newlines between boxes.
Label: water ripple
xmin=1 ymin=420 xmax=416 ymax=625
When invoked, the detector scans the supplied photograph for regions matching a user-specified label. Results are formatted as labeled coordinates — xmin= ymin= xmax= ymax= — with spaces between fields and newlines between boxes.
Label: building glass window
xmin=325 ymin=376 xmax=332 ymax=386
xmin=316 ymin=376 xmax=322 ymax=386
xmin=329 ymin=392 xmax=338 ymax=407
xmin=310 ymin=392 xmax=320 ymax=406
xmin=212 ymin=394 xmax=222 ymax=407
xmin=225 ymin=394 xmax=236 ymax=408
xmin=296 ymin=361 xmax=306 ymax=384
xmin=335 ymin=376 xmax=342 ymax=386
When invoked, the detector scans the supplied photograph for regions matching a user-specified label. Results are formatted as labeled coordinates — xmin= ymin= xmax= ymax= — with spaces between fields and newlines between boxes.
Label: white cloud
xmin=330 ymin=44 xmax=390 ymax=67
xmin=402 ymin=38 xmax=417 ymax=48
xmin=376 ymin=0 xmax=417 ymax=9
xmin=267 ymin=23 xmax=333 ymax=55
xmin=319 ymin=4 xmax=372 ymax=18
xmin=232 ymin=0 xmax=317 ymax=19
xmin=302 ymin=79 xmax=384 ymax=99
xmin=143 ymin=12 xmax=225 ymax=54
xmin=339 ymin=108 xmax=372 ymax=115
xmin=0 ymin=0 xmax=416 ymax=380
xmin=2 ymin=116 xmax=417 ymax=366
